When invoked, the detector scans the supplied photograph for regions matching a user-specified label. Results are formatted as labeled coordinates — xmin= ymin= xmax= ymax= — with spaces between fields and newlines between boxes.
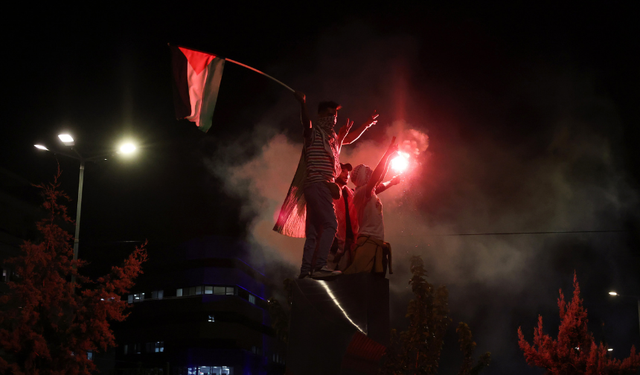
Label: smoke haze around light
xmin=202 ymin=20 xmax=640 ymax=374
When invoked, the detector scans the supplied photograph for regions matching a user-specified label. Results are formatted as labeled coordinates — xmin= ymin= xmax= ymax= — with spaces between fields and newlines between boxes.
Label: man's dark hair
xmin=318 ymin=101 xmax=341 ymax=114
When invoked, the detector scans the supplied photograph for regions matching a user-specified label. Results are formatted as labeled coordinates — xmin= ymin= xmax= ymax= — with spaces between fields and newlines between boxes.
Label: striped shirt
xmin=305 ymin=129 xmax=340 ymax=185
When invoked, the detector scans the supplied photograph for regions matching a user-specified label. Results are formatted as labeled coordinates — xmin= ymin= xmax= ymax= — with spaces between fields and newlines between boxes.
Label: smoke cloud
xmin=203 ymin=20 xmax=639 ymax=375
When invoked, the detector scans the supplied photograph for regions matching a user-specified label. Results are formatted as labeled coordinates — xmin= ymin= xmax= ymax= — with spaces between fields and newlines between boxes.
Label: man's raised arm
xmin=365 ymin=137 xmax=398 ymax=198
xmin=376 ymin=175 xmax=402 ymax=195
xmin=343 ymin=111 xmax=379 ymax=145
xmin=295 ymin=91 xmax=312 ymax=140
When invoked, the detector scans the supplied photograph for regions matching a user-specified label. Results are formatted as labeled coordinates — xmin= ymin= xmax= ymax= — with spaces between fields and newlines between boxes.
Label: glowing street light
xmin=58 ymin=133 xmax=75 ymax=146
xmin=608 ymin=290 xmax=640 ymax=337
xmin=119 ymin=143 xmax=137 ymax=155
xmin=34 ymin=134 xmax=138 ymax=281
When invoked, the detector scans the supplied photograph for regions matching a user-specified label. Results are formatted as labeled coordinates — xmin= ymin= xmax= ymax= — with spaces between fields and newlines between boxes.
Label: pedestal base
xmin=286 ymin=273 xmax=390 ymax=375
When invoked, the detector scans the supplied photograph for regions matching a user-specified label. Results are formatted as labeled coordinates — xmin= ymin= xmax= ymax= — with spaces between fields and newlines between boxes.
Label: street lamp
xmin=609 ymin=290 xmax=640 ymax=337
xmin=34 ymin=133 xmax=138 ymax=273
xmin=119 ymin=142 xmax=137 ymax=154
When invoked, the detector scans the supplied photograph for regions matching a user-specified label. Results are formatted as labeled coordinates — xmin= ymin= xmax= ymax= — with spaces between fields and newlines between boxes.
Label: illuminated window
xmin=225 ymin=287 xmax=235 ymax=296
xmin=133 ymin=293 xmax=144 ymax=302
xmin=155 ymin=341 xmax=164 ymax=353
xmin=177 ymin=288 xmax=183 ymax=297
xmin=205 ymin=286 xmax=213 ymax=294
xmin=248 ymin=294 xmax=256 ymax=304
xmin=186 ymin=366 xmax=233 ymax=375
xmin=127 ymin=295 xmax=134 ymax=304
xmin=213 ymin=286 xmax=225 ymax=295
xmin=87 ymin=351 xmax=93 ymax=360
xmin=188 ymin=287 xmax=196 ymax=296
xmin=196 ymin=286 xmax=203 ymax=295
xmin=152 ymin=290 xmax=164 ymax=299
xmin=2 ymin=269 xmax=8 ymax=282
xmin=208 ymin=315 xmax=215 ymax=323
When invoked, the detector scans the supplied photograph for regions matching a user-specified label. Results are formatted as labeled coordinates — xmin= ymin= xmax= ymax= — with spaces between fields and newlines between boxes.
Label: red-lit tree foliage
xmin=0 ymin=171 xmax=147 ymax=375
xmin=518 ymin=273 xmax=640 ymax=375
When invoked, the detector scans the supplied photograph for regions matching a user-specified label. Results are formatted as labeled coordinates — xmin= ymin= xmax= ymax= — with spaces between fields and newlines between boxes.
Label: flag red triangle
xmin=179 ymin=47 xmax=216 ymax=75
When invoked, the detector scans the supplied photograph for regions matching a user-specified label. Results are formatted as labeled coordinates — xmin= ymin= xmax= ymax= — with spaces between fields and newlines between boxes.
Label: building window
xmin=127 ymin=295 xmax=134 ymax=304
xmin=2 ymin=268 xmax=8 ymax=282
xmin=146 ymin=342 xmax=154 ymax=353
xmin=185 ymin=366 xmax=233 ymax=375
xmin=208 ymin=315 xmax=215 ymax=323
xmin=155 ymin=341 xmax=164 ymax=353
xmin=176 ymin=286 xmax=237 ymax=298
xmin=152 ymin=290 xmax=164 ymax=299
xmin=87 ymin=351 xmax=93 ymax=360
xmin=123 ymin=344 xmax=128 ymax=355
xmin=133 ymin=293 xmax=144 ymax=302
xmin=134 ymin=343 xmax=141 ymax=355
xmin=248 ymin=294 xmax=256 ymax=304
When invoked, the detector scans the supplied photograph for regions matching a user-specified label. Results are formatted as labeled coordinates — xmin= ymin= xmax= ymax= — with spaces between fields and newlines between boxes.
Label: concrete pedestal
xmin=287 ymin=273 xmax=389 ymax=375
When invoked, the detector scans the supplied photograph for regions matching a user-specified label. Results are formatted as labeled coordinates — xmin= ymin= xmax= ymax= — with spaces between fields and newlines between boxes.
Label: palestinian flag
xmin=171 ymin=45 xmax=225 ymax=133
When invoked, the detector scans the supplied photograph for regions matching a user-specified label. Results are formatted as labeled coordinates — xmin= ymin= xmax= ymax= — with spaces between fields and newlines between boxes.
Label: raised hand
xmin=338 ymin=118 xmax=354 ymax=139
xmin=294 ymin=91 xmax=306 ymax=104
xmin=368 ymin=111 xmax=379 ymax=127
xmin=389 ymin=175 xmax=402 ymax=186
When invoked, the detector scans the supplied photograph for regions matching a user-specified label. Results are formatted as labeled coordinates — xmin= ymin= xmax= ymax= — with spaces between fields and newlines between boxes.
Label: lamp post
xmin=34 ymin=133 xmax=137 ymax=273
xmin=609 ymin=291 xmax=640 ymax=338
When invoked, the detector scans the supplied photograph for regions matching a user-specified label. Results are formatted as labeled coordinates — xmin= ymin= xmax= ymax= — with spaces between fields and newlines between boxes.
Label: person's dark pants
xmin=301 ymin=182 xmax=337 ymax=274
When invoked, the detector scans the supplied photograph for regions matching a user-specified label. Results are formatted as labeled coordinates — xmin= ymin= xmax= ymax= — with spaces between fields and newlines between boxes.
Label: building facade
xmin=114 ymin=236 xmax=285 ymax=375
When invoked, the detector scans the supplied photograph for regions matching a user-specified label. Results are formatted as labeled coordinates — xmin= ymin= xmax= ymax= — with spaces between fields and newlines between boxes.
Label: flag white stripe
xmin=184 ymin=62 xmax=207 ymax=127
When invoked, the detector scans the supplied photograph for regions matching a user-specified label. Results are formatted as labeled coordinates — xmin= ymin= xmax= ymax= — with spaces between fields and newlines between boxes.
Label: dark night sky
xmin=2 ymin=3 xmax=640 ymax=374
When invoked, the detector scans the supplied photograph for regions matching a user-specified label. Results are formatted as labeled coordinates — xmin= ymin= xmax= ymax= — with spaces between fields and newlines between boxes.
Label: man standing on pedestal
xmin=273 ymin=91 xmax=378 ymax=280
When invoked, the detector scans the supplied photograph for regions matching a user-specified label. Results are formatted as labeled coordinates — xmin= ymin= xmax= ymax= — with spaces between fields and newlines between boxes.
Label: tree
xmin=518 ymin=273 xmax=640 ymax=375
xmin=380 ymin=256 xmax=490 ymax=375
xmin=0 ymin=170 xmax=148 ymax=375
xmin=456 ymin=323 xmax=491 ymax=375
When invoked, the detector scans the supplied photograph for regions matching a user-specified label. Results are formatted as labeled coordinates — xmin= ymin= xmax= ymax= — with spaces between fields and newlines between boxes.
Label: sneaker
xmin=311 ymin=266 xmax=342 ymax=280
xmin=298 ymin=272 xmax=310 ymax=279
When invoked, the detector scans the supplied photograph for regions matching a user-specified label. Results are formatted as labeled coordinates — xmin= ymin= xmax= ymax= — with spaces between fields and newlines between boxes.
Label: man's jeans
xmin=301 ymin=182 xmax=337 ymax=274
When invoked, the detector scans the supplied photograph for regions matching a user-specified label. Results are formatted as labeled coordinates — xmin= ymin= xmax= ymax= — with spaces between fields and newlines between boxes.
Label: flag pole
xmin=225 ymin=58 xmax=295 ymax=92
xmin=169 ymin=43 xmax=295 ymax=92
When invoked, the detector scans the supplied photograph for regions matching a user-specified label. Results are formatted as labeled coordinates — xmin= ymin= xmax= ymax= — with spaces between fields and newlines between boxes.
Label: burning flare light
xmin=391 ymin=152 xmax=410 ymax=173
